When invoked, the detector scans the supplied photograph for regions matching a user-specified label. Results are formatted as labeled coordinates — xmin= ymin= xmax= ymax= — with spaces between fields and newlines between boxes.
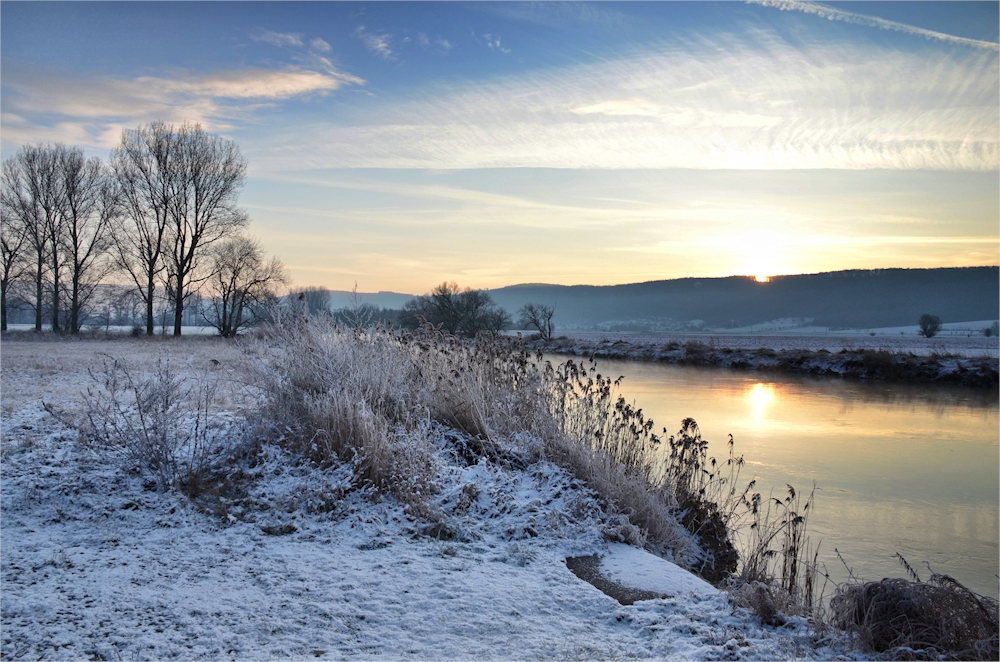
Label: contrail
xmin=749 ymin=0 xmax=1000 ymax=51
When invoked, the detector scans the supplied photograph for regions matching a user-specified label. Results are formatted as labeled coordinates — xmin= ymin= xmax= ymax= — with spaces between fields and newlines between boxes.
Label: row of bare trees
xmin=1 ymin=122 xmax=287 ymax=336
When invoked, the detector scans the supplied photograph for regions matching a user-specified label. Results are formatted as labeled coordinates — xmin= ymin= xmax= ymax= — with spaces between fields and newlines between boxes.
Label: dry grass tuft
xmin=830 ymin=572 xmax=999 ymax=660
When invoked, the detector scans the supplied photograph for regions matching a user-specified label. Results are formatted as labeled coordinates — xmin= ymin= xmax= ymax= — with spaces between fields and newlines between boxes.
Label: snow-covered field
xmin=1 ymin=338 xmax=856 ymax=660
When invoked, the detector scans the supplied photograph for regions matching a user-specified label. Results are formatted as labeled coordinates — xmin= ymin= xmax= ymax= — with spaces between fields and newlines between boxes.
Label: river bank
xmin=0 ymin=335 xmax=852 ymax=660
xmin=524 ymin=333 xmax=999 ymax=389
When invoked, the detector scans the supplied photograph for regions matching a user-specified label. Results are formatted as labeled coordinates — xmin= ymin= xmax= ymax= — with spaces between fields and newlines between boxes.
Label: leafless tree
xmin=165 ymin=123 xmax=248 ymax=336
xmin=58 ymin=147 xmax=118 ymax=333
xmin=456 ymin=287 xmax=510 ymax=336
xmin=204 ymin=235 xmax=287 ymax=337
xmin=0 ymin=201 xmax=29 ymax=331
xmin=402 ymin=282 xmax=510 ymax=337
xmin=110 ymin=123 xmax=174 ymax=336
xmin=1 ymin=146 xmax=61 ymax=332
xmin=518 ymin=303 xmax=556 ymax=341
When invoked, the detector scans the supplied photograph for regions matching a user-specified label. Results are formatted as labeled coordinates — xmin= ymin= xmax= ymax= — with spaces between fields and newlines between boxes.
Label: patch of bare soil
xmin=565 ymin=554 xmax=665 ymax=606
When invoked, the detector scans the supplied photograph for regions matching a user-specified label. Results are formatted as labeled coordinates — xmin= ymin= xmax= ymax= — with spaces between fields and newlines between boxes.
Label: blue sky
xmin=2 ymin=1 xmax=997 ymax=292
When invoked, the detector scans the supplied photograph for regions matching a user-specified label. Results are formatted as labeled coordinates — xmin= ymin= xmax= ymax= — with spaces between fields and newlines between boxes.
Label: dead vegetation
xmin=830 ymin=561 xmax=999 ymax=660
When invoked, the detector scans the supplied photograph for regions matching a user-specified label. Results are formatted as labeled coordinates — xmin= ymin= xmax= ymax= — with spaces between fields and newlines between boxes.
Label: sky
xmin=2 ymin=1 xmax=998 ymax=293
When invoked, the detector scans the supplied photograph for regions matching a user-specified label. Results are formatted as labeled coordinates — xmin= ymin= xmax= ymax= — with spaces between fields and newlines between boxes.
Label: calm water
xmin=561 ymin=357 xmax=1000 ymax=597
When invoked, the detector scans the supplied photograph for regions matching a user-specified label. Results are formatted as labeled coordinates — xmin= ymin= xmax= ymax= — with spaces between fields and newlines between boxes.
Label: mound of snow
xmin=600 ymin=543 xmax=719 ymax=598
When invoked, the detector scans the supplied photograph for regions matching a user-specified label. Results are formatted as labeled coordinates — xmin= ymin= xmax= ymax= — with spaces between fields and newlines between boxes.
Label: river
xmin=562 ymin=357 xmax=999 ymax=597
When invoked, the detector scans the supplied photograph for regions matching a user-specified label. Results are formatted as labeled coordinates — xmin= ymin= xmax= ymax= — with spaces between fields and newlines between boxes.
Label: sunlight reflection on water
xmin=548 ymin=355 xmax=1000 ymax=596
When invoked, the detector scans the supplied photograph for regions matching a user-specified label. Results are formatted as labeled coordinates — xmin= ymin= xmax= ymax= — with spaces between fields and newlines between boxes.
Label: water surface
xmin=560 ymin=357 xmax=999 ymax=596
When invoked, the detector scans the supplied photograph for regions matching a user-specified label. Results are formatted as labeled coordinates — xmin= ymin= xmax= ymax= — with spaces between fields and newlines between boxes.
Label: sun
xmin=754 ymin=274 xmax=771 ymax=283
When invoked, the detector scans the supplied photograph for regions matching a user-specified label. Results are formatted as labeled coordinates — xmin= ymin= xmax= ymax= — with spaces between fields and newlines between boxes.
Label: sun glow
xmin=754 ymin=274 xmax=771 ymax=283
xmin=746 ymin=382 xmax=776 ymax=421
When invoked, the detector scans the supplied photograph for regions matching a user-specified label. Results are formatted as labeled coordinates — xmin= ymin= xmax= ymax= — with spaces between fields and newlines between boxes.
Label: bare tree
xmin=456 ymin=288 xmax=510 ymax=336
xmin=165 ymin=123 xmax=248 ymax=336
xmin=0 ymin=201 xmax=29 ymax=331
xmin=110 ymin=123 xmax=174 ymax=336
xmin=918 ymin=313 xmax=942 ymax=338
xmin=1 ymin=146 xmax=61 ymax=332
xmin=58 ymin=147 xmax=117 ymax=334
xmin=402 ymin=282 xmax=510 ymax=337
xmin=518 ymin=303 xmax=556 ymax=341
xmin=204 ymin=235 xmax=287 ymax=337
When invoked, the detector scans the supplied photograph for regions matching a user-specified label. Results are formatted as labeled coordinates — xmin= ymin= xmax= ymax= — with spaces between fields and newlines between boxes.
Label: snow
xmin=600 ymin=544 xmax=720 ymax=599
xmin=1 ymin=338 xmax=860 ymax=660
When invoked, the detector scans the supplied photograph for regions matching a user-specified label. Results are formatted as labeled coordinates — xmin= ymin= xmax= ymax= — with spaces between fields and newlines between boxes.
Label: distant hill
xmin=486 ymin=267 xmax=999 ymax=331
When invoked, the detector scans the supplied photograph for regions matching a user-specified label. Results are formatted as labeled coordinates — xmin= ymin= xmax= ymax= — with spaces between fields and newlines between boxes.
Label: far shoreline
xmin=523 ymin=332 xmax=1000 ymax=390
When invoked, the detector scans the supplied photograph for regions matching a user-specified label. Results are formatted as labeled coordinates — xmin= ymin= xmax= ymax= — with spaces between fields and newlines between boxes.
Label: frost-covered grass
xmin=2 ymin=331 xmax=862 ymax=660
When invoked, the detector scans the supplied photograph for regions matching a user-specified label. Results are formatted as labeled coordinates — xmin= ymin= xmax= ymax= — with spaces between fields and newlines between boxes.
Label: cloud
xmin=153 ymin=69 xmax=361 ymax=100
xmin=749 ymin=0 xmax=1000 ymax=51
xmin=572 ymin=98 xmax=663 ymax=117
xmin=481 ymin=33 xmax=511 ymax=54
xmin=251 ymin=30 xmax=304 ymax=48
xmin=1 ymin=65 xmax=364 ymax=153
xmin=254 ymin=33 xmax=998 ymax=171
xmin=310 ymin=38 xmax=332 ymax=53
xmin=355 ymin=25 xmax=393 ymax=59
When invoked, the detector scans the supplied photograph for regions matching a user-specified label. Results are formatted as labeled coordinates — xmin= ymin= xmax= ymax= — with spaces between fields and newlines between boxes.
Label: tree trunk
xmin=34 ymin=261 xmax=43 ymax=332
xmin=173 ymin=272 xmax=184 ymax=336
xmin=50 ymin=255 xmax=60 ymax=333
xmin=1 ymin=278 xmax=8 ymax=332
xmin=70 ymin=276 xmax=80 ymax=334
xmin=145 ymin=275 xmax=155 ymax=336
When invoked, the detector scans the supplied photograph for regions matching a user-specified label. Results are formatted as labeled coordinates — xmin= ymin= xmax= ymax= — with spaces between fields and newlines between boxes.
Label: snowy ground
xmin=0 ymin=337 xmax=858 ymax=660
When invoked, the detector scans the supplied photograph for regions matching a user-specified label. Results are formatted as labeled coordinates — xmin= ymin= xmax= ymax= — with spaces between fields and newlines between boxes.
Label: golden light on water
xmin=746 ymin=382 xmax=776 ymax=420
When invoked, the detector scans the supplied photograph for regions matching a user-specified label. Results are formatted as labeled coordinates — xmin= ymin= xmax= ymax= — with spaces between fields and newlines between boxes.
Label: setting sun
xmin=755 ymin=275 xmax=771 ymax=283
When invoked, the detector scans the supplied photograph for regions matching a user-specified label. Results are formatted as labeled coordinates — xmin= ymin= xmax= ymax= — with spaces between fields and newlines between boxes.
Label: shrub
xmin=83 ymin=355 xmax=228 ymax=491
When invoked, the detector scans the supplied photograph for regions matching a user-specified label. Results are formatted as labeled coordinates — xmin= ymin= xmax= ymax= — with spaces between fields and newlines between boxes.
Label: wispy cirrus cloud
xmin=251 ymin=30 xmax=305 ymax=49
xmin=749 ymin=0 xmax=1000 ymax=51
xmin=355 ymin=25 xmax=393 ymax=59
xmin=256 ymin=32 xmax=998 ymax=172
xmin=310 ymin=38 xmax=332 ymax=53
